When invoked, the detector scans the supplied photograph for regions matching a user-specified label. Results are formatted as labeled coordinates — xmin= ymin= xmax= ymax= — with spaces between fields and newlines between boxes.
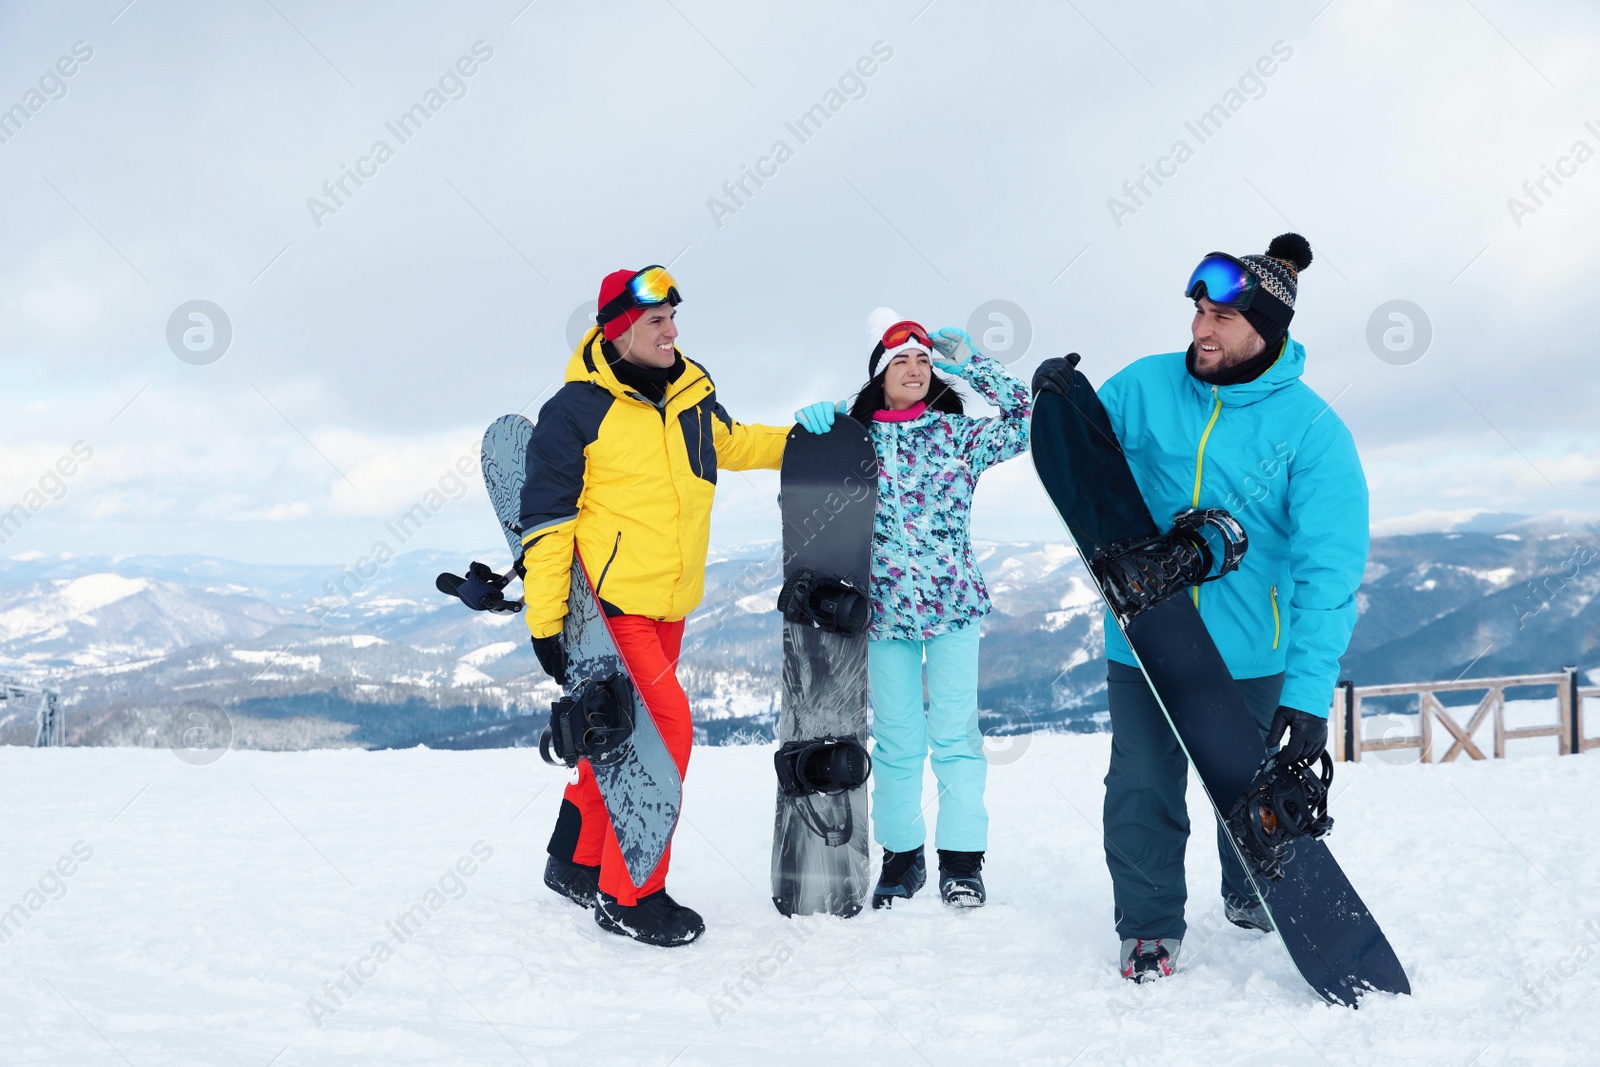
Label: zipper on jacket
xmin=880 ymin=422 xmax=921 ymax=637
xmin=594 ymin=531 xmax=622 ymax=602
xmin=1191 ymin=387 xmax=1222 ymax=607
xmin=665 ymin=376 xmax=709 ymax=409
xmin=893 ymin=424 xmax=919 ymax=632
xmin=1270 ymin=585 xmax=1280 ymax=649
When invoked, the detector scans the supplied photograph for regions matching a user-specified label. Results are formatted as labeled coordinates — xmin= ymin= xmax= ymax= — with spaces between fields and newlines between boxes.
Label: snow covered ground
xmin=1 ymin=735 xmax=1597 ymax=1066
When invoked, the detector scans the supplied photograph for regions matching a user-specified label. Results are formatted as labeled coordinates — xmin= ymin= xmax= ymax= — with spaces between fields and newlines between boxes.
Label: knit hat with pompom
xmin=1237 ymin=233 xmax=1313 ymax=346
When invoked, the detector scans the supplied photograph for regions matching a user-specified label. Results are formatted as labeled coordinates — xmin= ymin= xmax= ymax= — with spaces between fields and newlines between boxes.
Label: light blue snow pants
xmin=867 ymin=623 xmax=987 ymax=853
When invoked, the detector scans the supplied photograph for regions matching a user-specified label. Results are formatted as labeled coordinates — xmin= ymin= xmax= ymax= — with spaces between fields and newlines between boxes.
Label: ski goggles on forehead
xmin=881 ymin=320 xmax=932 ymax=350
xmin=597 ymin=265 xmax=682 ymax=324
xmin=1185 ymin=253 xmax=1258 ymax=310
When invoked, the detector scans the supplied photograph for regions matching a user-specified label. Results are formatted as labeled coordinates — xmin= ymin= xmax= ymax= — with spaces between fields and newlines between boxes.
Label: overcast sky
xmin=1 ymin=0 xmax=1596 ymax=566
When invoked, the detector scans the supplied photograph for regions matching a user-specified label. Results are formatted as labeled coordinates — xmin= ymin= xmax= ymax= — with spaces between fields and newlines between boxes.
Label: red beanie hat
xmin=598 ymin=268 xmax=644 ymax=341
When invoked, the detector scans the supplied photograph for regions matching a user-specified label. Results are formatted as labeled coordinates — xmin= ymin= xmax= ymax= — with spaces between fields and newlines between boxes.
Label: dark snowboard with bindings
xmin=1029 ymin=355 xmax=1409 ymax=1007
xmin=770 ymin=416 xmax=878 ymax=917
xmin=439 ymin=413 xmax=682 ymax=888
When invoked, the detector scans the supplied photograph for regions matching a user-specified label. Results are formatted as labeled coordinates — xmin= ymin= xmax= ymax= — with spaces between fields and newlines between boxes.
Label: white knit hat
xmin=866 ymin=306 xmax=931 ymax=378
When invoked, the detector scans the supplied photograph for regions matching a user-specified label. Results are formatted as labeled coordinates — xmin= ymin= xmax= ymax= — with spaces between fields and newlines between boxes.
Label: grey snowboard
xmin=482 ymin=413 xmax=682 ymax=887
xmin=771 ymin=417 xmax=877 ymax=917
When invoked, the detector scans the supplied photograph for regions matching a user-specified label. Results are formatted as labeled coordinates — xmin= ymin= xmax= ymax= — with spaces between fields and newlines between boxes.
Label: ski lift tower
xmin=0 ymin=675 xmax=64 ymax=746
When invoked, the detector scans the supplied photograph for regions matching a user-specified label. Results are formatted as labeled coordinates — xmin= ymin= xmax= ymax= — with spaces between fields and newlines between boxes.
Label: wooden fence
xmin=1328 ymin=666 xmax=1598 ymax=762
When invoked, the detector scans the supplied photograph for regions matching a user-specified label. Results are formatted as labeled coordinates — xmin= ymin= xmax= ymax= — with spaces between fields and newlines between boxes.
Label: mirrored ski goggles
xmin=597 ymin=265 xmax=682 ymax=324
xmin=880 ymin=320 xmax=932 ymax=350
xmin=1184 ymin=253 xmax=1258 ymax=309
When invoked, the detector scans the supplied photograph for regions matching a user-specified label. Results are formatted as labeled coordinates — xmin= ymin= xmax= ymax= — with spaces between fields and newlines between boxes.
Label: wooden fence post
xmin=1340 ymin=680 xmax=1356 ymax=763
xmin=1328 ymin=683 xmax=1341 ymax=761
xmin=1567 ymin=666 xmax=1581 ymax=756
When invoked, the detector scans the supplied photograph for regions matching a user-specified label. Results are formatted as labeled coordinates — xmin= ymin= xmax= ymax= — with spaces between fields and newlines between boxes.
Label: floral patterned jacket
xmin=867 ymin=353 xmax=1031 ymax=641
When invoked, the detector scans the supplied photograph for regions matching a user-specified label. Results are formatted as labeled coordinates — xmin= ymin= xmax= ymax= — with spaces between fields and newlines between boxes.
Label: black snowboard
xmin=1029 ymin=363 xmax=1409 ymax=1006
xmin=481 ymin=414 xmax=682 ymax=888
xmin=771 ymin=417 xmax=878 ymax=917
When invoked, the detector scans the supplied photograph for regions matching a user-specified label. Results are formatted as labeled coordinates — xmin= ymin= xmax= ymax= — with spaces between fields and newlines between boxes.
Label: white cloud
xmin=0 ymin=2 xmax=1595 ymax=561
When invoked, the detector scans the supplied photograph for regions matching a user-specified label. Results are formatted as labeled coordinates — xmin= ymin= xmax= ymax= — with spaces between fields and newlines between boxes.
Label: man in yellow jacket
xmin=525 ymin=265 xmax=811 ymax=946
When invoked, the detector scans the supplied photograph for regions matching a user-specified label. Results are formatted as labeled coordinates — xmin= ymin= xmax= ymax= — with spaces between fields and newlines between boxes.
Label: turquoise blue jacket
xmin=1098 ymin=337 xmax=1368 ymax=717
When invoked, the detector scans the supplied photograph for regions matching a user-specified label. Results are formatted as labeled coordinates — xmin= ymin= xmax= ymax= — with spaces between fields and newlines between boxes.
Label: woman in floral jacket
xmin=795 ymin=308 xmax=1031 ymax=909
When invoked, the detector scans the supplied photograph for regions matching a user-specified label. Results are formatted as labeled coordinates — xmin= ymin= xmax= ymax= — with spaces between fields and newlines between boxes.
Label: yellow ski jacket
xmin=519 ymin=329 xmax=787 ymax=638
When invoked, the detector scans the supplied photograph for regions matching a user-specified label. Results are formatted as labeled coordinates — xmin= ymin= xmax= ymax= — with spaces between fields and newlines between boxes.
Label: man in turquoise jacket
xmin=1095 ymin=233 xmax=1369 ymax=982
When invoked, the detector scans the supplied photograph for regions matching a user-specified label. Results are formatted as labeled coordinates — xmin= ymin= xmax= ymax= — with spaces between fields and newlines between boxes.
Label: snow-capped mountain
xmin=1 ymin=516 xmax=1595 ymax=751
xmin=0 ymin=570 xmax=300 ymax=667
xmin=1346 ymin=522 xmax=1600 ymax=684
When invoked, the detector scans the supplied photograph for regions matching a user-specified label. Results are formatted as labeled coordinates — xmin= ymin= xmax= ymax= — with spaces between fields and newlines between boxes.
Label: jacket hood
xmin=1185 ymin=334 xmax=1307 ymax=408
xmin=565 ymin=327 xmax=702 ymax=402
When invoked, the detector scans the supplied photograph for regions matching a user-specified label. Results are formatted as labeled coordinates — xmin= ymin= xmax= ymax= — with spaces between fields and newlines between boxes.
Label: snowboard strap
xmin=777 ymin=569 xmax=870 ymax=636
xmin=436 ymin=561 xmax=523 ymax=614
xmin=1225 ymin=752 xmax=1335 ymax=882
xmin=1092 ymin=507 xmax=1248 ymax=621
xmin=540 ymin=673 xmax=636 ymax=768
xmin=774 ymin=737 xmax=872 ymax=847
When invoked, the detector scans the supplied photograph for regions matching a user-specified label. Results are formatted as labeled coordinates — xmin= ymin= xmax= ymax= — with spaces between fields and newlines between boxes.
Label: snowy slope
xmin=1 ymin=736 xmax=1596 ymax=1065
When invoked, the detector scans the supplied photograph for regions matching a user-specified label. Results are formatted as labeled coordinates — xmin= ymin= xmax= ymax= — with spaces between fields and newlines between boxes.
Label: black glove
xmin=435 ymin=562 xmax=521 ymax=614
xmin=531 ymin=634 xmax=569 ymax=687
xmin=1266 ymin=705 xmax=1328 ymax=765
xmin=1031 ymin=353 xmax=1082 ymax=398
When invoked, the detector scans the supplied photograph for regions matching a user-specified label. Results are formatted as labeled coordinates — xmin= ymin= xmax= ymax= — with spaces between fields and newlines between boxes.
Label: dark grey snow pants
xmin=1103 ymin=659 xmax=1284 ymax=940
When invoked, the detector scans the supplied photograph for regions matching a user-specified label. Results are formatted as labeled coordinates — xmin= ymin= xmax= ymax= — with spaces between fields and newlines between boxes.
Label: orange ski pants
xmin=548 ymin=616 xmax=692 ymax=904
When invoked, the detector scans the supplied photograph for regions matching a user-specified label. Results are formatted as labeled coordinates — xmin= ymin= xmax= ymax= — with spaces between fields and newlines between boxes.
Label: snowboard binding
xmin=1091 ymin=508 xmax=1248 ymax=621
xmin=540 ymin=673 xmax=636 ymax=768
xmin=774 ymin=737 xmax=872 ymax=846
xmin=435 ymin=561 xmax=523 ymax=614
xmin=1226 ymin=752 xmax=1335 ymax=882
xmin=777 ymin=569 xmax=870 ymax=636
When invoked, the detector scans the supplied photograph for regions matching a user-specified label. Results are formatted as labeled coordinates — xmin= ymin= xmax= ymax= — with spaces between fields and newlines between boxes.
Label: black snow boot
xmin=1224 ymin=893 xmax=1273 ymax=933
xmin=543 ymin=855 xmax=600 ymax=909
xmin=872 ymin=846 xmax=927 ymax=910
xmin=594 ymin=889 xmax=705 ymax=947
xmin=937 ymin=850 xmax=986 ymax=908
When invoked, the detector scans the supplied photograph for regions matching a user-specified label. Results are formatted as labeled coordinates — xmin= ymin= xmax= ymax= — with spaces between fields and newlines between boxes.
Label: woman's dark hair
xmin=847 ymin=345 xmax=965 ymax=423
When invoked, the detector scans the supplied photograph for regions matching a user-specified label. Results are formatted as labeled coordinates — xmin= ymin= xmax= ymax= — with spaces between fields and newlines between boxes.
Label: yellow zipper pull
xmin=1271 ymin=585 xmax=1281 ymax=649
